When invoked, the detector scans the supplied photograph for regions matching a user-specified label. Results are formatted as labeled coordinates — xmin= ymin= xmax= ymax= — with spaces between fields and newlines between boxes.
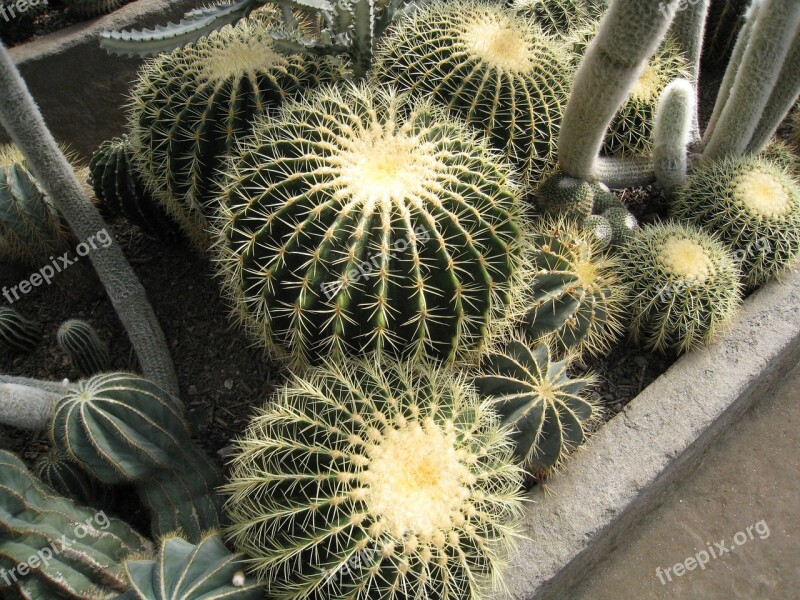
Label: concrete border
xmin=495 ymin=267 xmax=800 ymax=600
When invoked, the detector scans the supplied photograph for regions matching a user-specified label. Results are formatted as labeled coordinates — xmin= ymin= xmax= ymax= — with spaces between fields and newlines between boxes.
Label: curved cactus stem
xmin=654 ymin=79 xmax=694 ymax=194
xmin=702 ymin=0 xmax=800 ymax=162
xmin=0 ymin=383 xmax=60 ymax=430
xmin=557 ymin=0 xmax=680 ymax=180
xmin=593 ymin=156 xmax=656 ymax=189
xmin=0 ymin=44 xmax=179 ymax=398
xmin=0 ymin=374 xmax=74 ymax=393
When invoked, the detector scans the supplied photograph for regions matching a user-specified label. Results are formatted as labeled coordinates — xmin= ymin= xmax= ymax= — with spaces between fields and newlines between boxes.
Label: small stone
xmin=224 ymin=379 xmax=234 ymax=390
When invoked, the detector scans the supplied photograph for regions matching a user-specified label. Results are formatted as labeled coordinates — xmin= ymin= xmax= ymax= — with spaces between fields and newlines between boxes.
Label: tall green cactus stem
xmin=34 ymin=448 xmax=105 ymax=506
xmin=224 ymin=357 xmax=524 ymax=599
xmin=372 ymin=0 xmax=573 ymax=183
xmin=672 ymin=157 xmax=800 ymax=288
xmin=557 ymin=0 xmax=680 ymax=179
xmin=0 ymin=450 xmax=151 ymax=599
xmin=0 ymin=306 xmax=43 ymax=354
xmin=702 ymin=0 xmax=800 ymax=162
xmin=57 ymin=319 xmax=111 ymax=377
xmin=215 ymin=83 xmax=528 ymax=368
xmin=619 ymin=221 xmax=741 ymax=354
xmin=474 ymin=338 xmax=596 ymax=474
xmin=120 ymin=532 xmax=265 ymax=600
xmin=702 ymin=0 xmax=750 ymax=67
xmin=129 ymin=17 xmax=348 ymax=250
xmin=667 ymin=0 xmax=708 ymax=143
xmin=0 ymin=43 xmax=179 ymax=398
xmin=654 ymin=79 xmax=694 ymax=194
xmin=512 ymin=0 xmax=607 ymax=36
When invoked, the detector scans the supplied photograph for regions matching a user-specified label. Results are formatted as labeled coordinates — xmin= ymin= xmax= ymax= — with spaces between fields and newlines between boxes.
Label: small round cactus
xmin=602 ymin=206 xmax=639 ymax=247
xmin=512 ymin=0 xmax=606 ymax=36
xmin=224 ymin=357 xmax=525 ymax=599
xmin=618 ymin=221 xmax=742 ymax=354
xmin=34 ymin=447 xmax=105 ymax=506
xmin=215 ymin=83 xmax=528 ymax=368
xmin=0 ymin=306 xmax=43 ymax=354
xmin=474 ymin=337 xmax=597 ymax=475
xmin=672 ymin=156 xmax=800 ymax=289
xmin=759 ymin=139 xmax=799 ymax=178
xmin=129 ymin=17 xmax=348 ymax=249
xmin=591 ymin=185 xmax=624 ymax=214
xmin=535 ymin=173 xmax=595 ymax=218
xmin=582 ymin=214 xmax=613 ymax=249
xmin=57 ymin=319 xmax=111 ymax=376
xmin=372 ymin=0 xmax=573 ymax=183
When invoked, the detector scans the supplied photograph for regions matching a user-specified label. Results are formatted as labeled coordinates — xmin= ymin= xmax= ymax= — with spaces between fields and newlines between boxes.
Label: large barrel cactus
xmin=224 ymin=357 xmax=524 ymax=600
xmin=372 ymin=0 xmax=573 ymax=183
xmin=512 ymin=0 xmax=607 ymax=36
xmin=215 ymin=83 xmax=528 ymax=368
xmin=129 ymin=16 xmax=348 ymax=249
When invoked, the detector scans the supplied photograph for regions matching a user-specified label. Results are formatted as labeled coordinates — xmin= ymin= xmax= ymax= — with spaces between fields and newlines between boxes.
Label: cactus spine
xmin=512 ymin=0 xmax=607 ymax=36
xmin=0 ymin=306 xmax=42 ymax=354
xmin=57 ymin=319 xmax=111 ymax=376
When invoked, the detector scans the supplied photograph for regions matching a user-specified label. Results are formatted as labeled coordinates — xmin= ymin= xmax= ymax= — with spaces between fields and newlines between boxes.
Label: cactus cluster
xmin=34 ymin=447 xmax=107 ymax=506
xmin=672 ymin=157 xmax=800 ymax=289
xmin=129 ymin=16 xmax=348 ymax=249
xmin=0 ymin=449 xmax=151 ymax=599
xmin=57 ymin=319 xmax=111 ymax=376
xmin=224 ymin=356 xmax=524 ymax=599
xmin=512 ymin=0 xmax=606 ymax=36
xmin=0 ymin=306 xmax=43 ymax=354
xmin=474 ymin=338 xmax=597 ymax=474
xmin=372 ymin=0 xmax=573 ymax=183
xmin=618 ymin=221 xmax=741 ymax=354
xmin=215 ymin=83 xmax=528 ymax=368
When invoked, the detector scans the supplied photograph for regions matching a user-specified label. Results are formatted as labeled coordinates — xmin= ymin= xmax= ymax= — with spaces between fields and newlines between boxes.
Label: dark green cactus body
xmin=120 ymin=533 xmax=264 ymax=600
xmin=474 ymin=339 xmax=595 ymax=473
xmin=702 ymin=0 xmax=749 ymax=67
xmin=602 ymin=206 xmax=639 ymax=247
xmin=513 ymin=0 xmax=607 ymax=36
xmin=535 ymin=174 xmax=595 ymax=218
xmin=34 ymin=448 xmax=106 ymax=506
xmin=0 ymin=450 xmax=151 ymax=599
xmin=57 ymin=319 xmax=111 ymax=376
xmin=0 ymin=307 xmax=43 ymax=354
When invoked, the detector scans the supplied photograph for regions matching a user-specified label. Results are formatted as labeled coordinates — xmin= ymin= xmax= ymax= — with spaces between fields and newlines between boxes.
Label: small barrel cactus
xmin=0 ymin=449 xmax=151 ymax=599
xmin=0 ymin=306 xmax=43 ymax=354
xmin=582 ymin=214 xmax=613 ymax=248
xmin=672 ymin=156 xmax=800 ymax=289
xmin=523 ymin=217 xmax=629 ymax=357
xmin=90 ymin=135 xmax=180 ymax=241
xmin=602 ymin=206 xmax=639 ymax=247
xmin=535 ymin=173 xmax=596 ymax=218
xmin=215 ymin=83 xmax=527 ymax=368
xmin=591 ymin=185 xmax=625 ymax=214
xmin=129 ymin=17 xmax=348 ymax=249
xmin=474 ymin=338 xmax=596 ymax=474
xmin=119 ymin=532 xmax=265 ymax=600
xmin=759 ymin=139 xmax=800 ymax=178
xmin=224 ymin=357 xmax=524 ymax=599
xmin=57 ymin=319 xmax=111 ymax=376
xmin=512 ymin=0 xmax=607 ymax=36
xmin=372 ymin=0 xmax=573 ymax=183
xmin=34 ymin=447 xmax=106 ymax=506
xmin=618 ymin=221 xmax=742 ymax=354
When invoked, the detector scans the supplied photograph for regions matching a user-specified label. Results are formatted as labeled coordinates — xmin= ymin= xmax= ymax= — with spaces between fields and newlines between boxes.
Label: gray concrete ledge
xmin=496 ymin=268 xmax=800 ymax=600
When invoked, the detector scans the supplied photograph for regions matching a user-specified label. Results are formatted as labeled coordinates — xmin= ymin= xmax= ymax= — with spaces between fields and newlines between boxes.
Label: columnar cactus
xmin=618 ymin=221 xmax=742 ymax=354
xmin=215 ymin=83 xmax=528 ymax=368
xmin=653 ymin=79 xmax=695 ymax=194
xmin=129 ymin=17 xmax=348 ymax=249
xmin=57 ymin=319 xmax=111 ymax=376
xmin=34 ymin=448 xmax=107 ymax=506
xmin=474 ymin=338 xmax=596 ymax=474
xmin=372 ymin=0 xmax=573 ymax=183
xmin=672 ymin=157 xmax=800 ymax=288
xmin=702 ymin=0 xmax=749 ymax=67
xmin=224 ymin=357 xmax=525 ymax=599
xmin=0 ymin=306 xmax=43 ymax=354
xmin=512 ymin=0 xmax=607 ymax=36
xmin=119 ymin=533 xmax=265 ymax=600
xmin=0 ymin=450 xmax=151 ymax=599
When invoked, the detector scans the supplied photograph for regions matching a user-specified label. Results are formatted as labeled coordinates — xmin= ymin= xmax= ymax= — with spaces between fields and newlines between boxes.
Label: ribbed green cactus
xmin=119 ymin=532 xmax=265 ymax=600
xmin=582 ymin=214 xmax=613 ymax=248
xmin=0 ymin=306 xmax=43 ymax=354
xmin=474 ymin=338 xmax=596 ymax=474
xmin=57 ymin=319 xmax=111 ymax=377
xmin=215 ymin=83 xmax=527 ymax=368
xmin=535 ymin=174 xmax=595 ymax=218
xmin=672 ymin=156 xmax=800 ymax=289
xmin=512 ymin=0 xmax=606 ymax=36
xmin=523 ymin=217 xmax=628 ymax=357
xmin=34 ymin=448 xmax=107 ymax=506
xmin=601 ymin=206 xmax=639 ymax=247
xmin=90 ymin=136 xmax=180 ymax=241
xmin=760 ymin=139 xmax=799 ymax=177
xmin=618 ymin=221 xmax=742 ymax=354
xmin=0 ymin=143 xmax=70 ymax=265
xmin=0 ymin=449 xmax=151 ymax=599
xmin=129 ymin=17 xmax=348 ymax=249
xmin=702 ymin=0 xmax=749 ymax=67
xmin=372 ymin=0 xmax=573 ymax=183
xmin=224 ymin=356 xmax=524 ymax=599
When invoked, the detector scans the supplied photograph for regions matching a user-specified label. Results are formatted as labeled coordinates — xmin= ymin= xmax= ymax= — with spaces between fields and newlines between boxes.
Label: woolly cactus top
xmin=659 ymin=236 xmax=715 ymax=283
xmin=733 ymin=170 xmax=794 ymax=218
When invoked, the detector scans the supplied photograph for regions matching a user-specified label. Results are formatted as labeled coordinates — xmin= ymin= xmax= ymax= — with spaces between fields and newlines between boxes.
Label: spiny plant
xmin=523 ymin=217 xmax=628 ymax=357
xmin=224 ymin=357 xmax=525 ymax=600
xmin=512 ymin=0 xmax=607 ymax=36
xmin=534 ymin=173 xmax=596 ymax=218
xmin=90 ymin=135 xmax=181 ymax=241
xmin=34 ymin=447 xmax=107 ymax=506
xmin=0 ymin=449 xmax=151 ymax=599
xmin=582 ymin=214 xmax=613 ymax=248
xmin=474 ymin=337 xmax=597 ymax=475
xmin=759 ymin=139 xmax=799 ymax=178
xmin=702 ymin=0 xmax=749 ymax=68
xmin=57 ymin=319 xmax=111 ymax=376
xmin=672 ymin=156 xmax=800 ymax=289
xmin=372 ymin=0 xmax=573 ymax=183
xmin=66 ymin=0 xmax=125 ymax=18
xmin=618 ymin=221 xmax=742 ymax=354
xmin=128 ymin=16 xmax=348 ymax=249
xmin=0 ymin=143 xmax=71 ymax=265
xmin=0 ymin=306 xmax=43 ymax=354
xmin=601 ymin=206 xmax=639 ymax=247
xmin=215 ymin=83 xmax=529 ymax=368
xmin=119 ymin=532 xmax=265 ymax=600
xmin=50 ymin=372 xmax=221 ymax=541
